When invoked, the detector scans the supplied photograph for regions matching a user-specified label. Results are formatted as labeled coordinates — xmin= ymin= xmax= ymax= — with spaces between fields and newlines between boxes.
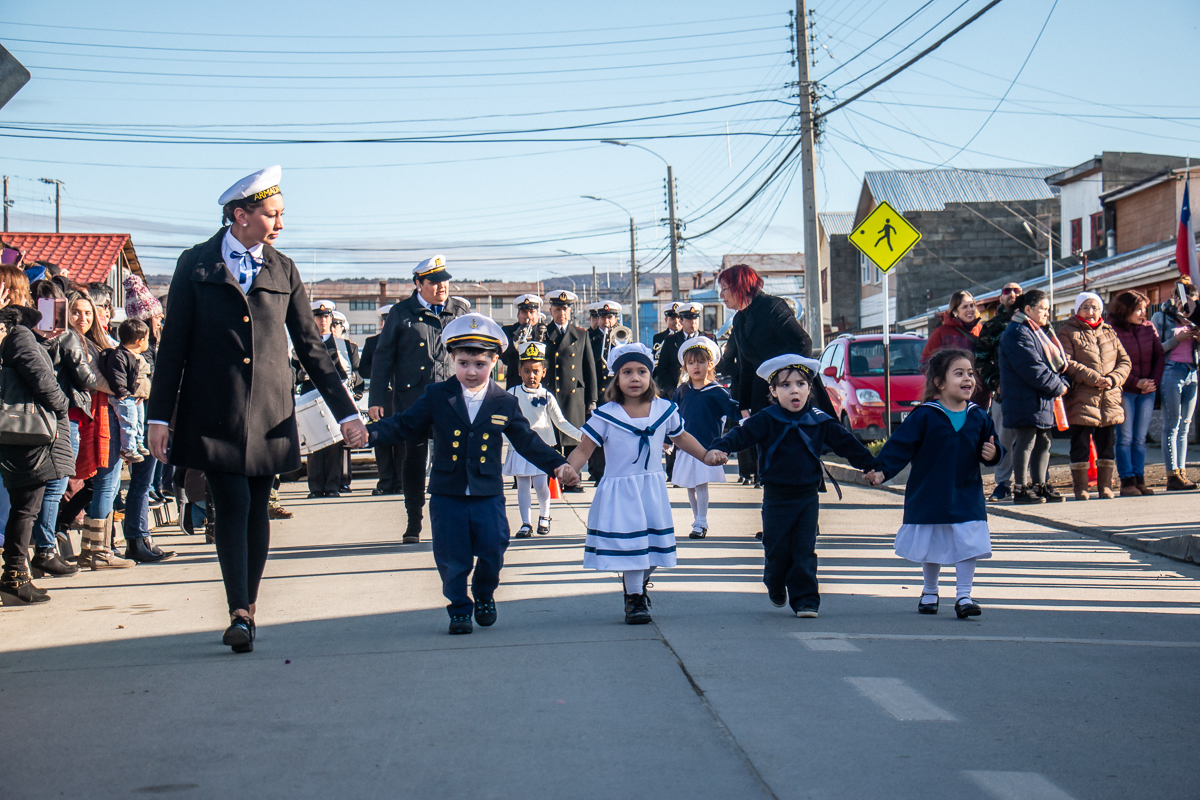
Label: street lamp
xmin=583 ymin=195 xmax=639 ymax=342
xmin=601 ymin=140 xmax=680 ymax=303
xmin=556 ymin=249 xmax=597 ymax=304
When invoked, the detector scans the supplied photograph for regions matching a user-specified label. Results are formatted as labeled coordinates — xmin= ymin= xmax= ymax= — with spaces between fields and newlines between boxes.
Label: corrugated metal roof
xmin=864 ymin=167 xmax=1063 ymax=213
xmin=819 ymin=212 xmax=856 ymax=237
xmin=0 ymin=233 xmax=141 ymax=283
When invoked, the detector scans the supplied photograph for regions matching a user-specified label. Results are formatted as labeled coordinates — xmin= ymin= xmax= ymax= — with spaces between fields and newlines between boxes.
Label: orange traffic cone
xmin=548 ymin=477 xmax=561 ymax=500
xmin=1087 ymin=439 xmax=1098 ymax=487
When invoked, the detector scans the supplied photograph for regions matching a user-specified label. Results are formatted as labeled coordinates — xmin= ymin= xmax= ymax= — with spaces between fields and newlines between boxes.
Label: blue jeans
xmin=88 ymin=410 xmax=123 ymax=520
xmin=1116 ymin=391 xmax=1156 ymax=478
xmin=32 ymin=419 xmax=80 ymax=549
xmin=111 ymin=395 xmax=143 ymax=453
xmin=123 ymin=456 xmax=157 ymax=542
xmin=1161 ymin=362 xmax=1199 ymax=471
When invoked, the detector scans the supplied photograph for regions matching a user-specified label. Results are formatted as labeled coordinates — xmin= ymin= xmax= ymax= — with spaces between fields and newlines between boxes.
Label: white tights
xmin=687 ymin=483 xmax=710 ymax=529
xmin=922 ymin=559 xmax=977 ymax=601
xmin=622 ymin=568 xmax=656 ymax=595
xmin=515 ymin=475 xmax=551 ymax=525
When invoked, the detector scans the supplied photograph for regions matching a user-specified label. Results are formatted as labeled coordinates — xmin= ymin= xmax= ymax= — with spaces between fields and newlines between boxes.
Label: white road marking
xmin=793 ymin=632 xmax=1200 ymax=648
xmin=964 ymin=771 xmax=1078 ymax=800
xmin=844 ymin=677 xmax=957 ymax=721
xmin=801 ymin=638 xmax=860 ymax=651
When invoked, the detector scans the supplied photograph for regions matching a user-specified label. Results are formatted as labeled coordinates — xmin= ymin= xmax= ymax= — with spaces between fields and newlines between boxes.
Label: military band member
xmin=587 ymin=300 xmax=624 ymax=483
xmin=586 ymin=302 xmax=602 ymax=332
xmin=543 ymin=290 xmax=597 ymax=492
xmin=360 ymin=305 xmax=402 ymax=496
xmin=653 ymin=302 xmax=686 ymax=395
xmin=297 ymin=300 xmax=363 ymax=498
xmin=678 ymin=301 xmax=706 ymax=338
xmin=500 ymin=293 xmax=547 ymax=389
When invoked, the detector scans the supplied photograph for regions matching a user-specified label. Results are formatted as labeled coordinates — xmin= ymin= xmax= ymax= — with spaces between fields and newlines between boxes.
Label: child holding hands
xmin=867 ymin=349 xmax=1002 ymax=619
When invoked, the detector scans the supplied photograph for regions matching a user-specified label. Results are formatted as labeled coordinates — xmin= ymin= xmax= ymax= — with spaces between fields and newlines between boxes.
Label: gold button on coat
xmin=480 ymin=457 xmax=486 ymax=463
xmin=482 ymin=433 xmax=489 ymax=440
xmin=452 ymin=442 xmax=459 ymax=448
xmin=242 ymin=316 xmax=249 ymax=322
xmin=481 ymin=445 xmax=487 ymax=451
xmin=454 ymin=430 xmax=461 ymax=436
xmin=243 ymin=357 xmax=251 ymax=364
xmin=452 ymin=454 xmax=458 ymax=461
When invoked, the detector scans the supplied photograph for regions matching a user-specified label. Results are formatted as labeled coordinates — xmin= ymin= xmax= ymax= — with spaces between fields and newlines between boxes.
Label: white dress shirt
xmin=222 ymin=227 xmax=264 ymax=294
xmin=461 ymin=382 xmax=489 ymax=494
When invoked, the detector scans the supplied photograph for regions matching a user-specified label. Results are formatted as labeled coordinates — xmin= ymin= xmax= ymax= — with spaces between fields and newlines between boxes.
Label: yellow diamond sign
xmin=848 ymin=201 xmax=922 ymax=273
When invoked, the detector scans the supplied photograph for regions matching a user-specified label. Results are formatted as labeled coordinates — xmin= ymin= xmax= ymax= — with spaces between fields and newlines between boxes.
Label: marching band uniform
xmin=297 ymin=300 xmax=363 ymax=498
xmin=543 ymin=290 xmax=598 ymax=452
xmin=500 ymin=294 xmax=548 ymax=389
xmin=367 ymin=315 xmax=567 ymax=635
xmin=587 ymin=300 xmax=624 ymax=483
xmin=652 ymin=303 xmax=687 ymax=395
xmin=360 ymin=305 xmax=403 ymax=496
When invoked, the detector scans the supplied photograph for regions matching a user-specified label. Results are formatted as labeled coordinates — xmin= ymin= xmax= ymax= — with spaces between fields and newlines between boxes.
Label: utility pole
xmin=39 ymin=178 xmax=63 ymax=233
xmin=592 ymin=264 xmax=598 ymax=303
xmin=629 ymin=215 xmax=639 ymax=341
xmin=3 ymin=176 xmax=9 ymax=233
xmin=796 ymin=0 xmax=824 ymax=351
xmin=666 ymin=165 xmax=680 ymax=302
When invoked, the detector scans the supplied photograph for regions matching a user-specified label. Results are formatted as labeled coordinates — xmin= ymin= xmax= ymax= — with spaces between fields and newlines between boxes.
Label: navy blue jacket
xmin=367 ymin=377 xmax=566 ymax=497
xmin=873 ymin=401 xmax=1003 ymax=525
xmin=710 ymin=404 xmax=874 ymax=489
xmin=672 ymin=382 xmax=740 ymax=449
xmin=998 ymin=319 xmax=1067 ymax=429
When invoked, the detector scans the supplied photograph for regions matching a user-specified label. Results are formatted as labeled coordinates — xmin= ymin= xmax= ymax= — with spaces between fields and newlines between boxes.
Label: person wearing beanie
xmin=123 ymin=274 xmax=163 ymax=321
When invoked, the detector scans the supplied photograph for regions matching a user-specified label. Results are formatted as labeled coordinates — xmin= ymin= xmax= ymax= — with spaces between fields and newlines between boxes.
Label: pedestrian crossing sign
xmin=848 ymin=201 xmax=921 ymax=273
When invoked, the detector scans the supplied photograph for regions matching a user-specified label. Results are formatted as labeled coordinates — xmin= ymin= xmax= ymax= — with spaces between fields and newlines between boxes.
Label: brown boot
xmin=1095 ymin=459 xmax=1116 ymax=499
xmin=1167 ymin=469 xmax=1199 ymax=491
xmin=1070 ymin=463 xmax=1091 ymax=501
xmin=81 ymin=515 xmax=132 ymax=569
xmin=1119 ymin=476 xmax=1141 ymax=497
xmin=1134 ymin=474 xmax=1155 ymax=496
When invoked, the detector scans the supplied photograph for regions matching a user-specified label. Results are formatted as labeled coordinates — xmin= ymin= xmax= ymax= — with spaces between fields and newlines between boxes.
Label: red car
xmin=818 ymin=333 xmax=928 ymax=441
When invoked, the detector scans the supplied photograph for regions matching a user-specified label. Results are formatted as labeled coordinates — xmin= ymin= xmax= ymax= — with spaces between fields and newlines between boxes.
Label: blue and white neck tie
xmin=230 ymin=250 xmax=262 ymax=292
xmin=431 ymin=304 xmax=444 ymax=316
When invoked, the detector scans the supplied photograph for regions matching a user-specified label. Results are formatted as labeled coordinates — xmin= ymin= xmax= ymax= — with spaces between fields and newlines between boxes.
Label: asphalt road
xmin=1 ymin=478 xmax=1196 ymax=799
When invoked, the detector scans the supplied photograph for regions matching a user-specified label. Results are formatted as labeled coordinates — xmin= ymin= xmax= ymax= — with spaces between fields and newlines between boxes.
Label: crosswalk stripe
xmin=801 ymin=638 xmax=860 ymax=651
xmin=844 ymin=677 xmax=957 ymax=721
xmin=793 ymin=632 xmax=1200 ymax=648
xmin=964 ymin=771 xmax=1078 ymax=800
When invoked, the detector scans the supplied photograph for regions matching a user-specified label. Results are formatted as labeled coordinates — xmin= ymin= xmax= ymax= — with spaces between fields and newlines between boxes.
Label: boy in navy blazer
xmin=368 ymin=314 xmax=580 ymax=634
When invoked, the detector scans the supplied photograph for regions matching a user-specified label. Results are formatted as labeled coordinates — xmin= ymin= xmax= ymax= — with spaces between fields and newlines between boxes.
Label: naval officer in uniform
xmin=359 ymin=304 xmax=403 ymax=495
xmin=500 ymin=293 xmax=547 ymax=389
xmin=653 ymin=302 xmax=687 ymax=395
xmin=297 ymin=299 xmax=363 ymax=498
xmin=543 ymin=290 xmax=597 ymax=491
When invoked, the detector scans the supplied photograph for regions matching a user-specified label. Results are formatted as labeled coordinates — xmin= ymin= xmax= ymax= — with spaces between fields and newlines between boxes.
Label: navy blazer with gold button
xmin=367 ymin=376 xmax=566 ymax=497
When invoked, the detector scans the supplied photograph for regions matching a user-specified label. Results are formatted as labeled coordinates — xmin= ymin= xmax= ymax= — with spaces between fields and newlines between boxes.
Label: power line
xmin=816 ymin=0 xmax=938 ymax=81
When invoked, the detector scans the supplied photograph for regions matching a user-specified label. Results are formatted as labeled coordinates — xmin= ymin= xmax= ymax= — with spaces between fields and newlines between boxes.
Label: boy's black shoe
xmin=514 ymin=523 xmax=533 ymax=539
xmin=955 ymin=598 xmax=981 ymax=619
xmin=794 ymin=606 xmax=819 ymax=618
xmin=448 ymin=615 xmax=473 ymax=635
xmin=918 ymin=594 xmax=939 ymax=614
xmin=474 ymin=598 xmax=497 ymax=627
xmin=624 ymin=593 xmax=652 ymax=624
xmin=1012 ymin=484 xmax=1046 ymax=505
xmin=768 ymin=589 xmax=787 ymax=608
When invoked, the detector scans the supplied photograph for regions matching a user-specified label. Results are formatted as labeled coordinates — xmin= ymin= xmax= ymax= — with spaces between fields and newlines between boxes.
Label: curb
xmin=823 ymin=461 xmax=1200 ymax=566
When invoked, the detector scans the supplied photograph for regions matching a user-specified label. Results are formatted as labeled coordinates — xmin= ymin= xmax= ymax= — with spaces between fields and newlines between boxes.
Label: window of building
xmin=347 ymin=299 xmax=375 ymax=311
xmin=1090 ymin=212 xmax=1105 ymax=249
xmin=349 ymin=324 xmax=376 ymax=335
xmin=1070 ymin=218 xmax=1083 ymax=254
xmin=821 ymin=268 xmax=829 ymax=303
xmin=860 ymin=253 xmax=870 ymax=285
xmin=491 ymin=296 xmax=504 ymax=310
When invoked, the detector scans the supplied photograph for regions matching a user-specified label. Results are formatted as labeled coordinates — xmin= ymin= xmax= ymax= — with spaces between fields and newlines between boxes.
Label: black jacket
xmin=297 ymin=335 xmax=363 ymax=398
xmin=0 ymin=306 xmax=71 ymax=488
xmin=147 ymin=229 xmax=358 ymax=476
xmin=367 ymin=290 xmax=469 ymax=412
xmin=652 ymin=329 xmax=686 ymax=394
xmin=997 ymin=319 xmax=1067 ymax=429
xmin=98 ymin=345 xmax=141 ymax=399
xmin=544 ymin=322 xmax=598 ymax=431
xmin=39 ymin=328 xmax=98 ymax=417
xmin=359 ymin=333 xmax=380 ymax=381
xmin=500 ymin=321 xmax=548 ymax=389
xmin=368 ymin=377 xmax=565 ymax=496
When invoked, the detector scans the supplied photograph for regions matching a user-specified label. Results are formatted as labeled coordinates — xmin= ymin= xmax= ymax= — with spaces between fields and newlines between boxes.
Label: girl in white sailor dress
xmin=502 ymin=342 xmax=582 ymax=537
xmin=567 ymin=343 xmax=716 ymax=625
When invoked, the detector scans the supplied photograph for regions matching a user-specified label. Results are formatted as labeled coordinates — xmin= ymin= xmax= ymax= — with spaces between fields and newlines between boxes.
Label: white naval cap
xmin=597 ymin=300 xmax=623 ymax=315
xmin=219 ymin=165 xmax=282 ymax=206
xmin=513 ymin=293 xmax=542 ymax=310
xmin=678 ymin=335 xmax=720 ymax=366
xmin=677 ymin=301 xmax=703 ymax=319
xmin=311 ymin=299 xmax=336 ymax=315
xmin=441 ymin=313 xmax=509 ymax=352
xmin=546 ymin=289 xmax=578 ymax=306
xmin=377 ymin=304 xmax=393 ymax=316
xmin=661 ymin=301 xmax=680 ymax=316
xmin=756 ymin=354 xmax=822 ymax=383
xmin=518 ymin=341 xmax=548 ymax=361
xmin=413 ymin=254 xmax=452 ymax=283
xmin=606 ymin=341 xmax=655 ymax=371
xmin=332 ymin=310 xmax=348 ymax=324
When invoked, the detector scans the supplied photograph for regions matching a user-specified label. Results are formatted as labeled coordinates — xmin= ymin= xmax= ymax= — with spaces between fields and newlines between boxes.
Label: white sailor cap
xmin=677 ymin=301 xmax=704 ymax=319
xmin=586 ymin=302 xmax=601 ymax=316
xmin=311 ymin=299 xmax=336 ymax=315
xmin=546 ymin=289 xmax=578 ymax=306
xmin=678 ymin=335 xmax=720 ymax=366
xmin=413 ymin=254 xmax=452 ymax=283
xmin=377 ymin=304 xmax=392 ymax=316
xmin=452 ymin=295 xmax=471 ymax=308
xmin=219 ymin=165 xmax=282 ymax=206
xmin=756 ymin=354 xmax=822 ymax=383
xmin=606 ymin=342 xmax=655 ymax=371
xmin=661 ymin=301 xmax=680 ymax=316
xmin=332 ymin=311 xmax=347 ymax=324
xmin=441 ymin=313 xmax=508 ymax=352
xmin=597 ymin=300 xmax=623 ymax=315
xmin=518 ymin=341 xmax=548 ymax=362
xmin=513 ymin=293 xmax=542 ymax=310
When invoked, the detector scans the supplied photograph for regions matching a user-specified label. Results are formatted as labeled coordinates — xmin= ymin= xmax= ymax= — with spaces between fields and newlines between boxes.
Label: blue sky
xmin=1 ymin=0 xmax=1196 ymax=282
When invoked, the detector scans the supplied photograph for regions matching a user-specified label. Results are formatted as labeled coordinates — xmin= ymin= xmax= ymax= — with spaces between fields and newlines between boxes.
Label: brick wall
xmin=1115 ymin=180 xmax=1175 ymax=253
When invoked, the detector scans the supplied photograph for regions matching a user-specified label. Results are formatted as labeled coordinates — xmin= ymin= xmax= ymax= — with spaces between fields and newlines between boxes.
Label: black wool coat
xmin=147 ymin=229 xmax=358 ymax=476
xmin=544 ymin=323 xmax=598 ymax=431
xmin=500 ymin=320 xmax=548 ymax=389
xmin=366 ymin=291 xmax=469 ymax=413
xmin=729 ymin=292 xmax=835 ymax=417
xmin=0 ymin=307 xmax=71 ymax=488
xmin=359 ymin=333 xmax=379 ymax=381
xmin=652 ymin=329 xmax=686 ymax=394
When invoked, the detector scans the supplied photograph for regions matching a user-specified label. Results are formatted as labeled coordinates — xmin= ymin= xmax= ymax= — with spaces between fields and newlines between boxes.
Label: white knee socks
xmin=687 ymin=483 xmax=710 ymax=529
xmin=921 ymin=559 xmax=978 ymax=602
xmin=517 ymin=476 xmax=552 ymax=526
xmin=534 ymin=475 xmax=551 ymax=520
xmin=516 ymin=477 xmax=533 ymax=525
xmin=622 ymin=567 xmax=655 ymax=594
xmin=921 ymin=563 xmax=940 ymax=602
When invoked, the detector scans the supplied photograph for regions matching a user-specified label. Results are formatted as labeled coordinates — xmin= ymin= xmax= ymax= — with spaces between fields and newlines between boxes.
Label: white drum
xmin=295 ymin=388 xmax=343 ymax=456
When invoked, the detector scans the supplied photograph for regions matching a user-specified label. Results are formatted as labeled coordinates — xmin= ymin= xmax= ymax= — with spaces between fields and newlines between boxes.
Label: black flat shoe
xmin=222 ymin=617 xmax=254 ymax=653
xmin=536 ymin=516 xmax=551 ymax=536
xmin=754 ymin=531 xmax=763 ymax=541
xmin=918 ymin=594 xmax=939 ymax=614
xmin=768 ymin=589 xmax=787 ymax=608
xmin=624 ymin=592 xmax=652 ymax=624
xmin=371 ymin=488 xmax=389 ymax=496
xmin=689 ymin=526 xmax=707 ymax=539
xmin=514 ymin=523 xmax=533 ymax=539
xmin=449 ymin=615 xmax=473 ymax=635
xmin=474 ymin=598 xmax=497 ymax=627
xmin=955 ymin=598 xmax=981 ymax=619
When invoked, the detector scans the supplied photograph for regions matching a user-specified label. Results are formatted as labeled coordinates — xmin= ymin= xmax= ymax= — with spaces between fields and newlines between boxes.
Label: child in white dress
xmin=567 ymin=343 xmax=716 ymax=625
xmin=502 ymin=342 xmax=582 ymax=537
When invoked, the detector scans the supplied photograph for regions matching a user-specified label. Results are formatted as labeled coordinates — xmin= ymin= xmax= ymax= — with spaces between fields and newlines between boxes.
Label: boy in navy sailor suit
xmin=367 ymin=314 xmax=580 ymax=635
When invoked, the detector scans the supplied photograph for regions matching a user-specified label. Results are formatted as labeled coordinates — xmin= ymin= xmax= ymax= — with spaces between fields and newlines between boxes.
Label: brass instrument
xmin=608 ymin=325 xmax=633 ymax=346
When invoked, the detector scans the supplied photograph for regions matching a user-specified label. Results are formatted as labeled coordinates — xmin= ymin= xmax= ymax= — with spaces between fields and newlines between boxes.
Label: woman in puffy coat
xmin=1058 ymin=292 xmax=1132 ymax=501
xmin=1109 ymin=290 xmax=1164 ymax=496
xmin=0 ymin=303 xmax=72 ymax=605
xmin=920 ymin=290 xmax=989 ymax=406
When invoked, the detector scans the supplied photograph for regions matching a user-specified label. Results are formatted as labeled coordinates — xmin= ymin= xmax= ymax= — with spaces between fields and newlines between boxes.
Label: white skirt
xmin=670 ymin=450 xmax=727 ymax=488
xmin=502 ymin=446 xmax=545 ymax=477
xmin=894 ymin=521 xmax=992 ymax=564
xmin=584 ymin=473 xmax=677 ymax=571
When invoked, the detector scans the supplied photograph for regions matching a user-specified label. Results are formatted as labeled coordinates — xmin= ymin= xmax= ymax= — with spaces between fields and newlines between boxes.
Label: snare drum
xmin=295 ymin=388 xmax=343 ymax=456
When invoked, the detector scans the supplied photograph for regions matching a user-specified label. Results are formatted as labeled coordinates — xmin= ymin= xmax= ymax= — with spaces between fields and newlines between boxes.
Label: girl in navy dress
xmin=671 ymin=336 xmax=739 ymax=539
xmin=868 ymin=349 xmax=1002 ymax=619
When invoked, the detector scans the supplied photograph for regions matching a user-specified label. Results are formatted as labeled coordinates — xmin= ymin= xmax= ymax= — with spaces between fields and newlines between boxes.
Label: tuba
xmin=608 ymin=325 xmax=633 ymax=346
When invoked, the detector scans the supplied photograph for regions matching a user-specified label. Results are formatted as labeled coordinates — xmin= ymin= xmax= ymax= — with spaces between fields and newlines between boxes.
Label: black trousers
xmin=206 ymin=472 xmax=274 ymax=613
xmin=307 ymin=442 xmax=344 ymax=495
xmin=2 ymin=483 xmax=47 ymax=573
xmin=429 ymin=493 xmax=509 ymax=617
xmin=397 ymin=438 xmax=429 ymax=520
xmin=1069 ymin=424 xmax=1116 ymax=463
xmin=761 ymin=484 xmax=821 ymax=611
xmin=375 ymin=442 xmax=403 ymax=492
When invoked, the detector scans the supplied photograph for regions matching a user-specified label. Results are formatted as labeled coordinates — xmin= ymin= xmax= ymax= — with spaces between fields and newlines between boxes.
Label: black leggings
xmin=2 ymin=483 xmax=47 ymax=573
xmin=205 ymin=472 xmax=274 ymax=613
xmin=1068 ymin=424 xmax=1115 ymax=463
xmin=1012 ymin=426 xmax=1053 ymax=486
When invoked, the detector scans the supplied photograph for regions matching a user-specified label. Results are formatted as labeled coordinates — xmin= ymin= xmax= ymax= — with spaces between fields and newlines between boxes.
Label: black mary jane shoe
xmin=474 ymin=598 xmax=497 ymax=627
xmin=918 ymin=594 xmax=939 ymax=614
xmin=955 ymin=598 xmax=981 ymax=619
xmin=514 ymin=523 xmax=533 ymax=539
xmin=222 ymin=616 xmax=255 ymax=653
xmin=536 ymin=516 xmax=551 ymax=536
xmin=448 ymin=615 xmax=473 ymax=635
xmin=768 ymin=589 xmax=787 ymax=608
xmin=689 ymin=526 xmax=707 ymax=539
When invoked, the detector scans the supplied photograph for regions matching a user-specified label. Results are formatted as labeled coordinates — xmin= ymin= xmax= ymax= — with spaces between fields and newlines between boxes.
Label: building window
xmin=348 ymin=299 xmax=375 ymax=311
xmin=349 ymin=324 xmax=376 ymax=335
xmin=1090 ymin=212 xmax=1104 ymax=249
xmin=1070 ymin=218 xmax=1083 ymax=254
xmin=821 ymin=269 xmax=828 ymax=303
xmin=860 ymin=253 xmax=870 ymax=285
xmin=491 ymin=296 xmax=504 ymax=310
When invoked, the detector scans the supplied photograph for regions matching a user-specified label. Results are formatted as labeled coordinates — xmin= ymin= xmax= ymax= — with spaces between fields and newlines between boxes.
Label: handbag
xmin=0 ymin=366 xmax=57 ymax=446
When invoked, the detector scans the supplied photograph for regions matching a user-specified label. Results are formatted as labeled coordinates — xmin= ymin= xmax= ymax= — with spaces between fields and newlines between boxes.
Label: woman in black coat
xmin=0 ymin=303 xmax=71 ymax=605
xmin=148 ymin=166 xmax=367 ymax=653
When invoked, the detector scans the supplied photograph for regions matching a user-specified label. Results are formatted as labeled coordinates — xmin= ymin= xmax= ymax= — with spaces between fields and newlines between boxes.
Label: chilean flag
xmin=1178 ymin=179 xmax=1200 ymax=286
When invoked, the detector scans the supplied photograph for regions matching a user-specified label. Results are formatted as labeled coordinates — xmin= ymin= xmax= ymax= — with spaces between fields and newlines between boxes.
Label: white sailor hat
xmin=413 ymin=254 xmax=452 ymax=283
xmin=219 ymin=165 xmax=282 ymax=206
xmin=513 ymin=293 xmax=542 ymax=310
xmin=546 ymin=289 xmax=578 ymax=306
xmin=661 ymin=301 xmax=680 ymax=317
xmin=756 ymin=354 xmax=822 ymax=383
xmin=597 ymin=300 xmax=623 ymax=315
xmin=332 ymin=310 xmax=347 ymax=324
xmin=678 ymin=335 xmax=720 ymax=366
xmin=441 ymin=312 xmax=508 ymax=352
xmin=606 ymin=341 xmax=655 ymax=372
xmin=677 ymin=301 xmax=703 ymax=319
xmin=377 ymin=304 xmax=392 ymax=316
xmin=518 ymin=341 xmax=548 ymax=362
xmin=311 ymin=299 xmax=336 ymax=315
xmin=452 ymin=295 xmax=471 ymax=308
xmin=586 ymin=302 xmax=600 ymax=316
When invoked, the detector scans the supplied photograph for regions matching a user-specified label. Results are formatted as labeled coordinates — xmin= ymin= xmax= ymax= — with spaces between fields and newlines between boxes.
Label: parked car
xmin=818 ymin=333 xmax=928 ymax=440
